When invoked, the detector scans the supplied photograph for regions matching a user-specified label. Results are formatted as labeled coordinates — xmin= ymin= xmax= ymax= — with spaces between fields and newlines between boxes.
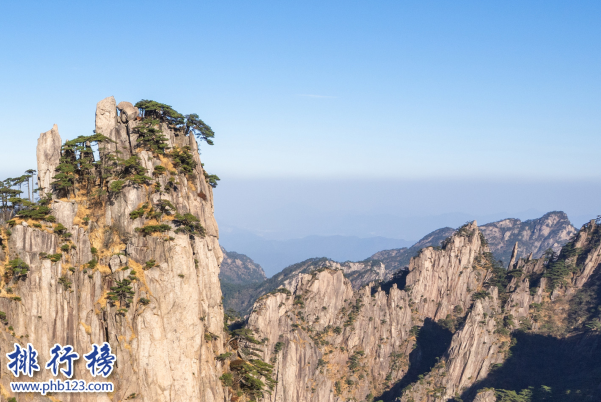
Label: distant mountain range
xmin=219 ymin=233 xmax=413 ymax=277
xmin=221 ymin=211 xmax=577 ymax=314
xmin=370 ymin=211 xmax=577 ymax=270
xmin=219 ymin=247 xmax=267 ymax=284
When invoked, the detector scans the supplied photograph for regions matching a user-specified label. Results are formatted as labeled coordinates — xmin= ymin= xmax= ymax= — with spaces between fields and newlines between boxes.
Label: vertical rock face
xmin=95 ymin=96 xmax=131 ymax=157
xmin=95 ymin=96 xmax=117 ymax=137
xmin=36 ymin=124 xmax=62 ymax=196
xmin=245 ymin=222 xmax=490 ymax=402
xmin=247 ymin=269 xmax=412 ymax=402
xmin=245 ymin=218 xmax=601 ymax=402
xmin=0 ymin=99 xmax=226 ymax=401
xmin=572 ymin=220 xmax=601 ymax=288
xmin=400 ymin=289 xmax=506 ymax=401
xmin=508 ymin=241 xmax=518 ymax=268
xmin=400 ymin=219 xmax=601 ymax=401
xmin=405 ymin=221 xmax=483 ymax=321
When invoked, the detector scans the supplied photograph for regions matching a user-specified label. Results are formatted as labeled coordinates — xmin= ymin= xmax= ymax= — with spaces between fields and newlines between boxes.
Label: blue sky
xmin=0 ymin=1 xmax=600 ymax=242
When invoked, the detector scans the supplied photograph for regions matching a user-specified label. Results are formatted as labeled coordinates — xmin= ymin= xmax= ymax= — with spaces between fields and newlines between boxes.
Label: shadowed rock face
xmin=3 ymin=98 xmax=226 ymax=401
xmin=399 ymin=288 xmax=506 ymax=401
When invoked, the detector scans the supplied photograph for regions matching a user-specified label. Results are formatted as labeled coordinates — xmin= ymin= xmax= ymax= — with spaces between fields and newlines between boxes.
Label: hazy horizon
xmin=215 ymin=178 xmax=600 ymax=241
xmin=215 ymin=177 xmax=600 ymax=275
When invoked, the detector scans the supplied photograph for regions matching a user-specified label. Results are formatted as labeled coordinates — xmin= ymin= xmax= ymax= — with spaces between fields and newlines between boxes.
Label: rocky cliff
xmin=398 ymin=218 xmax=601 ymax=402
xmin=2 ymin=97 xmax=594 ymax=402
xmin=222 ymin=213 xmax=576 ymax=319
xmin=236 ymin=222 xmax=491 ymax=401
xmin=222 ymin=257 xmax=388 ymax=314
xmin=0 ymin=97 xmax=226 ymax=401
xmin=238 ymin=217 xmax=601 ymax=402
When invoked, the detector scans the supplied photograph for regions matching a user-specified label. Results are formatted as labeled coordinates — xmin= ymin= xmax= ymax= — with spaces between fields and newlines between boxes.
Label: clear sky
xmin=1 ymin=1 xmax=600 ymax=241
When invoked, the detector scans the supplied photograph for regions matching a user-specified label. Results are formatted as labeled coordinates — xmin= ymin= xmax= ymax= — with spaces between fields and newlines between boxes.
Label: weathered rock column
xmin=36 ymin=124 xmax=61 ymax=196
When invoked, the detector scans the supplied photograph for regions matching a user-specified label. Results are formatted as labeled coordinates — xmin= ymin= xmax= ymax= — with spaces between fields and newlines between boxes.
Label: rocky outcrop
xmin=401 ymin=218 xmax=601 ymax=401
xmin=242 ymin=216 xmax=600 ymax=402
xmin=247 ymin=268 xmax=413 ymax=402
xmin=244 ymin=222 xmax=492 ymax=402
xmin=95 ymin=96 xmax=117 ymax=143
xmin=220 ymin=247 xmax=267 ymax=284
xmin=0 ymin=98 xmax=226 ymax=401
xmin=36 ymin=124 xmax=62 ymax=196
xmin=400 ymin=289 xmax=506 ymax=401
xmin=405 ymin=222 xmax=484 ymax=322
xmin=116 ymin=101 xmax=140 ymax=124
xmin=342 ymin=260 xmax=389 ymax=286
xmin=95 ymin=95 xmax=131 ymax=157
xmin=572 ymin=220 xmax=601 ymax=288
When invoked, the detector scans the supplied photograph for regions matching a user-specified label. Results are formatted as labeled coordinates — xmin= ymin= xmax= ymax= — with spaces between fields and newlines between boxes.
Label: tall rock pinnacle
xmin=508 ymin=241 xmax=518 ymax=269
xmin=36 ymin=123 xmax=61 ymax=196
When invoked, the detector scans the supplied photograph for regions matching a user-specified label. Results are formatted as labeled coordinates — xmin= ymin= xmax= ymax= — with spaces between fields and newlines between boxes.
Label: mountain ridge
xmin=220 ymin=211 xmax=578 ymax=316
xmin=220 ymin=232 xmax=413 ymax=276
xmin=370 ymin=211 xmax=577 ymax=271
xmin=231 ymin=217 xmax=601 ymax=402
xmin=220 ymin=246 xmax=266 ymax=284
